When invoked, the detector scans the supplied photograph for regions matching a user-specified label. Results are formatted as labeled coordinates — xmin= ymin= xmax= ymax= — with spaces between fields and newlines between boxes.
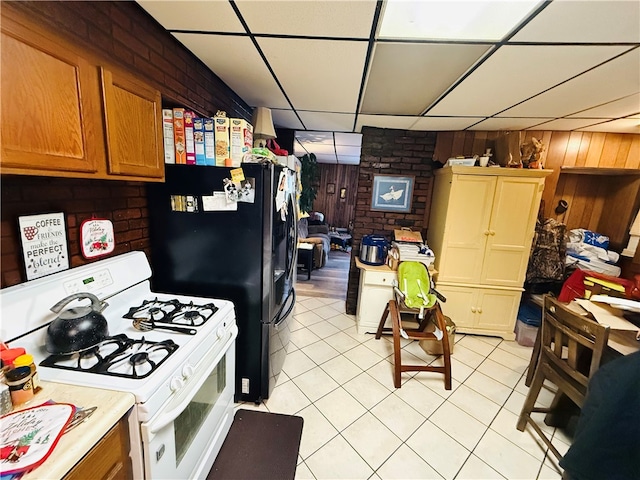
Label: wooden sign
xmin=18 ymin=212 xmax=69 ymax=280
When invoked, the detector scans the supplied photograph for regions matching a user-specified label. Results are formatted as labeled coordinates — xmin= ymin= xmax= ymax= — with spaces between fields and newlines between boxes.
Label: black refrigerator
xmin=147 ymin=162 xmax=297 ymax=403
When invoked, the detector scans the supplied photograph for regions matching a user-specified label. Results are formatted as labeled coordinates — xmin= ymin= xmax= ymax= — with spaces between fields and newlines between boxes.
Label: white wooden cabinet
xmin=355 ymin=258 xmax=396 ymax=334
xmin=428 ymin=166 xmax=551 ymax=339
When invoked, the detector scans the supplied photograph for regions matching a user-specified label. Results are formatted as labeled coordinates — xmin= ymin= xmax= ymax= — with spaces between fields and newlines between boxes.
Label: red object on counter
xmin=0 ymin=347 xmax=26 ymax=368
xmin=558 ymin=269 xmax=635 ymax=303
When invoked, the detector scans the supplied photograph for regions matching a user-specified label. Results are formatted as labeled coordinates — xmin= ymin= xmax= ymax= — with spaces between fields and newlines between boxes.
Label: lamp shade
xmin=251 ymin=107 xmax=276 ymax=146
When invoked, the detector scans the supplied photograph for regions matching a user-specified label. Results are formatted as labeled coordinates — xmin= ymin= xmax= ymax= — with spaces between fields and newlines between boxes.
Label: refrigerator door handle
xmin=274 ymin=288 xmax=296 ymax=328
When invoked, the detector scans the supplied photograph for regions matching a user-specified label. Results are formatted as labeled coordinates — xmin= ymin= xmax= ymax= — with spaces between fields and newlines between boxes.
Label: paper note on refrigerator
xmin=202 ymin=193 xmax=237 ymax=211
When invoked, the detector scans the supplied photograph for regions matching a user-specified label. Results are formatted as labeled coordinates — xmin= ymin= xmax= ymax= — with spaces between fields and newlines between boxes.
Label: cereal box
xmin=172 ymin=108 xmax=186 ymax=164
xmin=184 ymin=111 xmax=196 ymax=165
xmin=230 ymin=118 xmax=253 ymax=167
xmin=213 ymin=116 xmax=230 ymax=167
xmin=203 ymin=118 xmax=216 ymax=166
xmin=162 ymin=109 xmax=175 ymax=164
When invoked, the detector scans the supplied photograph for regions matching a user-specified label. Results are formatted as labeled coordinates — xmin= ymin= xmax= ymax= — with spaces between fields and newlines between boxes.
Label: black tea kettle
xmin=46 ymin=293 xmax=109 ymax=354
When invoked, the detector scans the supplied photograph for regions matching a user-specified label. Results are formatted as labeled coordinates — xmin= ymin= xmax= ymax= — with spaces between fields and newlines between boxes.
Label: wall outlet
xmin=241 ymin=378 xmax=249 ymax=394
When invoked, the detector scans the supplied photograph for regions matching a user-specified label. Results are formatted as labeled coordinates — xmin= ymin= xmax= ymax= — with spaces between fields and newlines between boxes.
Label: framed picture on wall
xmin=327 ymin=183 xmax=336 ymax=194
xmin=371 ymin=174 xmax=414 ymax=213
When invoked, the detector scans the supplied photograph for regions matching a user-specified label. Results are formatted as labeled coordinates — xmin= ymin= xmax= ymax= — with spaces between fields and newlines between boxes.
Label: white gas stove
xmin=1 ymin=251 xmax=238 ymax=479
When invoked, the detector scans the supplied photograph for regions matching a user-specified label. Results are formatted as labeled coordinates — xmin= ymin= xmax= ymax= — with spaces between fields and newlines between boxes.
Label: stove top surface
xmin=1 ymin=252 xmax=236 ymax=407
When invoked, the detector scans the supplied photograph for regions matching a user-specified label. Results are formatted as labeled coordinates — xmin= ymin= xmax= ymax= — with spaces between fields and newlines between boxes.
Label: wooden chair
xmin=517 ymin=295 xmax=610 ymax=460
xmin=375 ymin=296 xmax=452 ymax=390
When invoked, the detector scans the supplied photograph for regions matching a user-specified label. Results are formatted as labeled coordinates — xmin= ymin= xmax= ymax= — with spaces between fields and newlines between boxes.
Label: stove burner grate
xmin=124 ymin=298 xmax=218 ymax=327
xmin=40 ymin=334 xmax=178 ymax=379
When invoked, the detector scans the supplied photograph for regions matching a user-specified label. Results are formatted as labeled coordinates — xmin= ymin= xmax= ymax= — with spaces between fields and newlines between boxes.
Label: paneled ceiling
xmin=138 ymin=0 xmax=640 ymax=164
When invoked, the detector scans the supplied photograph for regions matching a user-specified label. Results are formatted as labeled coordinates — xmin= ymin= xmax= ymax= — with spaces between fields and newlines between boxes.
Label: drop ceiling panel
xmin=295 ymin=131 xmax=335 ymax=144
xmin=411 ymin=117 xmax=482 ymax=131
xmin=298 ymin=112 xmax=356 ymax=132
xmin=314 ymin=153 xmax=338 ymax=163
xmin=271 ymin=109 xmax=304 ymax=130
xmin=532 ymin=118 xmax=604 ymax=131
xmin=511 ymin=0 xmax=640 ymax=43
xmin=337 ymin=156 xmax=361 ymax=165
xmin=334 ymin=132 xmax=362 ymax=146
xmin=469 ymin=117 xmax=551 ymax=131
xmin=356 ymin=115 xmax=418 ymax=131
xmin=361 ymin=43 xmax=490 ymax=115
xmin=428 ymin=45 xmax=629 ymax=116
xmin=173 ymin=33 xmax=289 ymax=109
xmin=302 ymin=144 xmax=336 ymax=155
xmin=236 ymin=0 xmax=377 ymax=38
xmin=567 ymin=93 xmax=640 ymax=119
xmin=138 ymin=1 xmax=243 ymax=32
xmin=579 ymin=118 xmax=640 ymax=134
xmin=335 ymin=146 xmax=361 ymax=156
xmin=258 ymin=38 xmax=367 ymax=112
xmin=499 ymin=49 xmax=640 ymax=118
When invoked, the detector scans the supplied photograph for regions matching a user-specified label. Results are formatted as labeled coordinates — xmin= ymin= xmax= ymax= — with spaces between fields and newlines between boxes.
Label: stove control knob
xmin=216 ymin=327 xmax=225 ymax=339
xmin=170 ymin=376 xmax=184 ymax=392
xmin=182 ymin=364 xmax=194 ymax=379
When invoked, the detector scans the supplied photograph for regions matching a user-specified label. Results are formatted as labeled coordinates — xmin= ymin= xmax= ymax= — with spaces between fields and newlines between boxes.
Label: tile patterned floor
xmin=237 ymin=295 xmax=570 ymax=480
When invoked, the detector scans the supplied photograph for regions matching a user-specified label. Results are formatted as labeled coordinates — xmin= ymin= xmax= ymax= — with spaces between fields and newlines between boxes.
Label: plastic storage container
xmin=515 ymin=318 xmax=539 ymax=347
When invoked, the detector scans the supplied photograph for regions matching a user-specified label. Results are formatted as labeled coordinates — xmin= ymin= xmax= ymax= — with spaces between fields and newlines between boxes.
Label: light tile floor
xmin=237 ymin=295 xmax=570 ymax=480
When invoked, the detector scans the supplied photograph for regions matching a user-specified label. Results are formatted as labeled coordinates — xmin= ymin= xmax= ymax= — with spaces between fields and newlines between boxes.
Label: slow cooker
xmin=359 ymin=235 xmax=389 ymax=266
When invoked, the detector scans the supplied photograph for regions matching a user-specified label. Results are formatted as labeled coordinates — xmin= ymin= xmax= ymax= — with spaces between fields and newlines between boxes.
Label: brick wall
xmin=346 ymin=127 xmax=437 ymax=314
xmin=1 ymin=1 xmax=251 ymax=287
xmin=1 ymin=177 xmax=148 ymax=287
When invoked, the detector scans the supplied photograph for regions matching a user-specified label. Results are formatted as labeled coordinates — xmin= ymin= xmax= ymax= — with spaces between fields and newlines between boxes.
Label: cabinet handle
xmin=471 ymin=307 xmax=476 ymax=313
xmin=484 ymin=230 xmax=490 ymax=236
xmin=477 ymin=307 xmax=483 ymax=314
xmin=490 ymin=230 xmax=496 ymax=236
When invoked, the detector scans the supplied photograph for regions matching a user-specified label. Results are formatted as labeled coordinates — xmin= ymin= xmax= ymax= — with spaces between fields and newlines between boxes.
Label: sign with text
xmin=18 ymin=212 xmax=69 ymax=280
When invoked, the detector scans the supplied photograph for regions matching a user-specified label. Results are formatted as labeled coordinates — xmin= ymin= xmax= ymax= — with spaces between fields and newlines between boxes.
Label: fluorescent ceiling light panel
xmin=379 ymin=0 xmax=541 ymax=41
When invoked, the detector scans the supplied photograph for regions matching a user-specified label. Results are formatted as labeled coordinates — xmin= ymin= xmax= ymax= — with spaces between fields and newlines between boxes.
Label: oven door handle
xmin=145 ymin=326 xmax=237 ymax=436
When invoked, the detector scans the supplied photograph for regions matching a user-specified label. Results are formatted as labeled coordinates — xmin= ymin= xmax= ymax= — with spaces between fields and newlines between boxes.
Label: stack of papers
xmin=392 ymin=242 xmax=435 ymax=267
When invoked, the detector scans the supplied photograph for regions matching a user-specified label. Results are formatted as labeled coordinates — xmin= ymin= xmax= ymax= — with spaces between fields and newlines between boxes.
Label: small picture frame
xmin=327 ymin=183 xmax=336 ymax=194
xmin=371 ymin=174 xmax=414 ymax=213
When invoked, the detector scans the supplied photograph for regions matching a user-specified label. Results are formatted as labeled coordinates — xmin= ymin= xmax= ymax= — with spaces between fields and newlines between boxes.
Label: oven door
xmin=140 ymin=327 xmax=237 ymax=480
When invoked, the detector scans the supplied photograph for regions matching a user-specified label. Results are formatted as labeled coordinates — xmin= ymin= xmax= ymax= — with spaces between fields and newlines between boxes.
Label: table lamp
xmin=252 ymin=107 xmax=276 ymax=148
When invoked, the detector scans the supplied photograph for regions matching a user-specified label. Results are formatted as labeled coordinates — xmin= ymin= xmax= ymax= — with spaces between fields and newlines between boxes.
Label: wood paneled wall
xmin=434 ymin=130 xmax=640 ymax=250
xmin=312 ymin=164 xmax=359 ymax=228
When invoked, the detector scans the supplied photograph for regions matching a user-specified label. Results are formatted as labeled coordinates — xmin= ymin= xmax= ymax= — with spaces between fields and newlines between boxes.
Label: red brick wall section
xmin=1 ymin=176 xmax=149 ymax=288
xmin=345 ymin=127 xmax=437 ymax=315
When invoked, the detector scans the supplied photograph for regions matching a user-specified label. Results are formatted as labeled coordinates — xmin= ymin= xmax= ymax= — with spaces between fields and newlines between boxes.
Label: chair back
xmin=541 ymin=295 xmax=610 ymax=400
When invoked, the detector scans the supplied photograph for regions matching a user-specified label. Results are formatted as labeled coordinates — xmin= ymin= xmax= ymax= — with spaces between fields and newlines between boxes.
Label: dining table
xmin=529 ymin=295 xmax=640 ymax=429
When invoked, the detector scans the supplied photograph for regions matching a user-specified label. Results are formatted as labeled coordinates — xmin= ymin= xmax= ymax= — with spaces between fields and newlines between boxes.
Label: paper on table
xmin=576 ymin=299 xmax=639 ymax=331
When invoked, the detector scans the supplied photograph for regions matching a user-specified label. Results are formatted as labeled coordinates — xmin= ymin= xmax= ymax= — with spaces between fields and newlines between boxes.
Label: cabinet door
xmin=101 ymin=67 xmax=164 ymax=179
xmin=437 ymin=284 xmax=520 ymax=339
xmin=1 ymin=18 xmax=103 ymax=173
xmin=476 ymin=288 xmax=521 ymax=335
xmin=64 ymin=417 xmax=132 ymax=480
xmin=436 ymin=285 xmax=477 ymax=329
xmin=437 ymin=175 xmax=494 ymax=284
xmin=481 ymin=177 xmax=543 ymax=287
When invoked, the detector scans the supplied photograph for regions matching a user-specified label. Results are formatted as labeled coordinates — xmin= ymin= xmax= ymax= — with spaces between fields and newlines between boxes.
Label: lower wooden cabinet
xmin=64 ymin=416 xmax=132 ymax=480
xmin=436 ymin=284 xmax=521 ymax=340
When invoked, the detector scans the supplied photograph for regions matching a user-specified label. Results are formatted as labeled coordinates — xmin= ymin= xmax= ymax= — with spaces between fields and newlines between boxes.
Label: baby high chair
xmin=375 ymin=261 xmax=452 ymax=390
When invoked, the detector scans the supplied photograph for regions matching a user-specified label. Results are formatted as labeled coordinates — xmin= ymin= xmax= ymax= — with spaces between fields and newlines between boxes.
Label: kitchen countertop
xmin=6 ymin=380 xmax=135 ymax=479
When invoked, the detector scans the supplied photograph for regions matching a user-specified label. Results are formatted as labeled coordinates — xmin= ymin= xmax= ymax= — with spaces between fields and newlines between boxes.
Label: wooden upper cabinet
xmin=101 ymin=67 xmax=164 ymax=179
xmin=0 ymin=17 xmax=103 ymax=173
xmin=0 ymin=7 xmax=164 ymax=182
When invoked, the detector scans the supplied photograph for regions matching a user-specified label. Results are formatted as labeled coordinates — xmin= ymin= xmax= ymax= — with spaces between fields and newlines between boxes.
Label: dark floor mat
xmin=207 ymin=409 xmax=304 ymax=480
